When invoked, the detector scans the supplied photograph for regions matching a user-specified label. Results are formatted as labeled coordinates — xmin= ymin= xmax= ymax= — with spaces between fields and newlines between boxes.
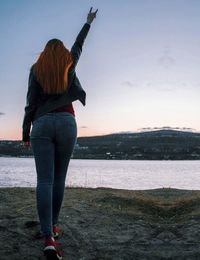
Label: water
xmin=0 ymin=157 xmax=200 ymax=190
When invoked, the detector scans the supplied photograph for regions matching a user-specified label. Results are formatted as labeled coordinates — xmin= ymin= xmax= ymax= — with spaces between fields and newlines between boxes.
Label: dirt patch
xmin=0 ymin=187 xmax=200 ymax=259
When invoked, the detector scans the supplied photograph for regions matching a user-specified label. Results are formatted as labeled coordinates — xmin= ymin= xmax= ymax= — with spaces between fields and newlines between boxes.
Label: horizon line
xmin=1 ymin=127 xmax=200 ymax=141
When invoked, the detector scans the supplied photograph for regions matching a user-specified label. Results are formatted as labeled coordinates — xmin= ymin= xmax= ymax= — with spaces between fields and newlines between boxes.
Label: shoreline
xmin=0 ymin=187 xmax=200 ymax=259
xmin=1 ymin=155 xmax=200 ymax=161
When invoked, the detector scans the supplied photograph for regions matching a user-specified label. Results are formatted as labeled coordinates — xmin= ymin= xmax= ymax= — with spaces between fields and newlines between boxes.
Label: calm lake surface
xmin=0 ymin=157 xmax=200 ymax=190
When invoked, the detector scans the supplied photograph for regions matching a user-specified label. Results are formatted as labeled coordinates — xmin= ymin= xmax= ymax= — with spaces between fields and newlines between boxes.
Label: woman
xmin=22 ymin=8 xmax=98 ymax=260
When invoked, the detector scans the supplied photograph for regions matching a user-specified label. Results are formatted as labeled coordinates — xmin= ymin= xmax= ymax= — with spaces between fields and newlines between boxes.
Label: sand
xmin=0 ymin=187 xmax=200 ymax=260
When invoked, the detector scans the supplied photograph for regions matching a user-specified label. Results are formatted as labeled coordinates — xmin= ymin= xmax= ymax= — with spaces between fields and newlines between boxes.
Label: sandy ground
xmin=0 ymin=187 xmax=200 ymax=260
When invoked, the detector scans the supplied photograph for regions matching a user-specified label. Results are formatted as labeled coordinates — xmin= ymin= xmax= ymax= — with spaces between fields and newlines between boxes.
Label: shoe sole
xmin=44 ymin=249 xmax=62 ymax=260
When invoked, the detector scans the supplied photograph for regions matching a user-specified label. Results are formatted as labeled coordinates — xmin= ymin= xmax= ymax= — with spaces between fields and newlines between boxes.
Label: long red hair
xmin=33 ymin=38 xmax=73 ymax=95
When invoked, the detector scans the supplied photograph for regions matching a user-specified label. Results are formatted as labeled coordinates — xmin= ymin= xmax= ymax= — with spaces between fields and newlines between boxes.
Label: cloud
xmin=158 ymin=56 xmax=175 ymax=69
xmin=138 ymin=126 xmax=196 ymax=132
xmin=181 ymin=127 xmax=195 ymax=131
xmin=158 ymin=49 xmax=176 ymax=69
xmin=139 ymin=127 xmax=152 ymax=131
xmin=122 ymin=80 xmax=185 ymax=91
xmin=80 ymin=126 xmax=88 ymax=129
xmin=0 ymin=112 xmax=5 ymax=116
xmin=144 ymin=81 xmax=190 ymax=92
xmin=121 ymin=81 xmax=137 ymax=88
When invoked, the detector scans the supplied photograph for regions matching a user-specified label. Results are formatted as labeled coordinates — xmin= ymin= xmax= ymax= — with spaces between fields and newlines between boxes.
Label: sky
xmin=0 ymin=0 xmax=200 ymax=140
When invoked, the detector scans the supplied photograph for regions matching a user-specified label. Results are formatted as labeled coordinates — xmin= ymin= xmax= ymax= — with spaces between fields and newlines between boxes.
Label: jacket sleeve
xmin=70 ymin=23 xmax=91 ymax=69
xmin=22 ymin=69 xmax=40 ymax=142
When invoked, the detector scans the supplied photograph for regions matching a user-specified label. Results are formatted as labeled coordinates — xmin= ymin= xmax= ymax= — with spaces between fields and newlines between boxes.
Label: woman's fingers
xmin=87 ymin=7 xmax=98 ymax=24
xmin=89 ymin=7 xmax=98 ymax=15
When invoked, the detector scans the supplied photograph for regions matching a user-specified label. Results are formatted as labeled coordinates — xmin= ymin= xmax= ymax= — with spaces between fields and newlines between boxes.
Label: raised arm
xmin=70 ymin=7 xmax=98 ymax=68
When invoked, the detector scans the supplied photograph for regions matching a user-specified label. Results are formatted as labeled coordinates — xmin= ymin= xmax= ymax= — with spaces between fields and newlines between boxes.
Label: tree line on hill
xmin=0 ymin=130 xmax=200 ymax=160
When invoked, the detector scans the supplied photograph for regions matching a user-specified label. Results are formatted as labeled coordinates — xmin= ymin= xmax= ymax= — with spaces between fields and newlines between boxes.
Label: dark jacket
xmin=22 ymin=23 xmax=91 ymax=142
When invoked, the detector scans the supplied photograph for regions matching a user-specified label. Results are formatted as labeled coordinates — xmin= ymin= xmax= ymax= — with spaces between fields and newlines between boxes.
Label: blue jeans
xmin=30 ymin=112 xmax=77 ymax=237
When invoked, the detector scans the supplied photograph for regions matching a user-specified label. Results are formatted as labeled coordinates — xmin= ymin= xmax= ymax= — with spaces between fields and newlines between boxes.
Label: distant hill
xmin=0 ymin=130 xmax=200 ymax=160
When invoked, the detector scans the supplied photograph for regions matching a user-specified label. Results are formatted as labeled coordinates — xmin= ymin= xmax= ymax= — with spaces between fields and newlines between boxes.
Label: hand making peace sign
xmin=87 ymin=7 xmax=98 ymax=25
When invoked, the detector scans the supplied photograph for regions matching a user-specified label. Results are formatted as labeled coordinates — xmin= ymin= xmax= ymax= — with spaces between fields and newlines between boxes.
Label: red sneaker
xmin=44 ymin=236 xmax=62 ymax=260
xmin=53 ymin=225 xmax=61 ymax=238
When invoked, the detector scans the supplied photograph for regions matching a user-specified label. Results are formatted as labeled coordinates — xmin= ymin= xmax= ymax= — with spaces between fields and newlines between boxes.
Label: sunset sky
xmin=0 ymin=0 xmax=200 ymax=140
